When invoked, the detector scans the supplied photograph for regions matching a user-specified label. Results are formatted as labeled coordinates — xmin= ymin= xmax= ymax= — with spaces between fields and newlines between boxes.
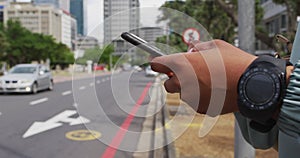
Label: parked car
xmin=93 ymin=64 xmax=105 ymax=71
xmin=145 ymin=66 xmax=159 ymax=77
xmin=0 ymin=64 xmax=53 ymax=94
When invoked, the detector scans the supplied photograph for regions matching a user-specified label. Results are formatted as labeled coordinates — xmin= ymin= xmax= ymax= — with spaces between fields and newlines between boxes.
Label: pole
xmin=235 ymin=0 xmax=256 ymax=158
xmin=109 ymin=54 xmax=112 ymax=71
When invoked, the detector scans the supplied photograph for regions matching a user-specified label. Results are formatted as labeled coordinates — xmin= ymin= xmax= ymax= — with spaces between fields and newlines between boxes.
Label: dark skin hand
xmin=151 ymin=40 xmax=294 ymax=116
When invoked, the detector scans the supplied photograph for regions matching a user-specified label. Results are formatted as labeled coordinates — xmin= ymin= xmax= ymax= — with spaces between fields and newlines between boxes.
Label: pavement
xmin=52 ymin=70 xmax=112 ymax=83
xmin=41 ymin=72 xmax=278 ymax=158
xmin=164 ymin=91 xmax=279 ymax=158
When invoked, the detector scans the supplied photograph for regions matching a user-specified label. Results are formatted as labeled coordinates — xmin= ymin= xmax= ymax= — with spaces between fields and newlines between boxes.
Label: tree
xmin=75 ymin=44 xmax=117 ymax=70
xmin=157 ymin=0 xmax=285 ymax=49
xmin=0 ymin=20 xmax=74 ymax=67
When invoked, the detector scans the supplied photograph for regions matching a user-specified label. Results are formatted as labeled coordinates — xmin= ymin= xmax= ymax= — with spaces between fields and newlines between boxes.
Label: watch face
xmin=245 ymin=73 xmax=274 ymax=104
xmin=239 ymin=66 xmax=282 ymax=111
xmin=238 ymin=56 xmax=286 ymax=122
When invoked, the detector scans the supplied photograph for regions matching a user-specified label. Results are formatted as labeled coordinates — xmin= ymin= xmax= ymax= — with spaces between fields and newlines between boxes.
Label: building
xmin=261 ymin=0 xmax=287 ymax=37
xmin=61 ymin=10 xmax=72 ymax=48
xmin=76 ymin=35 xmax=99 ymax=50
xmin=70 ymin=16 xmax=77 ymax=50
xmin=34 ymin=0 xmax=69 ymax=12
xmin=104 ymin=0 xmax=140 ymax=55
xmin=34 ymin=0 xmax=59 ymax=8
xmin=4 ymin=2 xmax=73 ymax=48
xmin=257 ymin=0 xmax=288 ymax=50
xmin=0 ymin=2 xmax=6 ymax=23
xmin=70 ymin=0 xmax=86 ymax=36
xmin=138 ymin=27 xmax=164 ymax=42
xmin=74 ymin=35 xmax=99 ymax=58
xmin=0 ymin=0 xmax=10 ymax=23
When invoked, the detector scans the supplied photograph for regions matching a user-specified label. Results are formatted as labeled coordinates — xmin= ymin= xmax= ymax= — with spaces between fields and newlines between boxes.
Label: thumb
xmin=150 ymin=55 xmax=174 ymax=75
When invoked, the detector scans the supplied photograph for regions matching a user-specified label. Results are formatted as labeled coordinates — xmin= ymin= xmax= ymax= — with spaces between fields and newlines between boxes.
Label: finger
xmin=150 ymin=55 xmax=173 ymax=74
xmin=164 ymin=75 xmax=180 ymax=93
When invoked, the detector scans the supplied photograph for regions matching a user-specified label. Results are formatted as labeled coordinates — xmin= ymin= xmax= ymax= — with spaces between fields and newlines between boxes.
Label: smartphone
xmin=121 ymin=32 xmax=165 ymax=57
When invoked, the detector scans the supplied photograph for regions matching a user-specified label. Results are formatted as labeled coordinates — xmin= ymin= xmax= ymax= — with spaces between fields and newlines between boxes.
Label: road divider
xmin=30 ymin=98 xmax=48 ymax=106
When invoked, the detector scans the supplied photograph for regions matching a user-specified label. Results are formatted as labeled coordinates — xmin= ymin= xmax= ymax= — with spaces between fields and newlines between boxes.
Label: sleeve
xmin=234 ymin=112 xmax=278 ymax=149
xmin=278 ymin=60 xmax=300 ymax=138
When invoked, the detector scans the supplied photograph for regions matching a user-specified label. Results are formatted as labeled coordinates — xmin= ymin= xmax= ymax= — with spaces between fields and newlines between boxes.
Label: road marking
xmin=62 ymin=90 xmax=72 ymax=96
xmin=102 ymin=79 xmax=105 ymax=82
xmin=101 ymin=82 xmax=153 ymax=158
xmin=30 ymin=98 xmax=48 ymax=106
xmin=23 ymin=110 xmax=90 ymax=138
xmin=0 ymin=112 xmax=2 ymax=116
xmin=89 ymin=83 xmax=94 ymax=87
xmin=65 ymin=130 xmax=101 ymax=141
xmin=73 ymin=103 xmax=78 ymax=107
xmin=79 ymin=86 xmax=86 ymax=90
xmin=96 ymin=80 xmax=101 ymax=84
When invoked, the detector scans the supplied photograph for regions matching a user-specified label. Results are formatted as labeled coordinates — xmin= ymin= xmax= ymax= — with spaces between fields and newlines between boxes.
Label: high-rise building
xmin=70 ymin=0 xmax=86 ymax=36
xmin=4 ymin=2 xmax=73 ymax=48
xmin=34 ymin=0 xmax=70 ymax=12
xmin=103 ymin=0 xmax=140 ymax=44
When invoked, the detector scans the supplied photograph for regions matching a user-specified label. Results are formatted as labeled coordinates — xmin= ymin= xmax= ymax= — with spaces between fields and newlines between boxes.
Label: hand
xmin=151 ymin=40 xmax=257 ymax=116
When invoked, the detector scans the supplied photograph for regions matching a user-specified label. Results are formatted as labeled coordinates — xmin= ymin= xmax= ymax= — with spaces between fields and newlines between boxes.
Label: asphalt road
xmin=0 ymin=70 xmax=156 ymax=158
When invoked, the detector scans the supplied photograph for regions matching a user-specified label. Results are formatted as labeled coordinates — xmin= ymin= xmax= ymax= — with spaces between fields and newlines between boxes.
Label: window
xmin=281 ymin=14 xmax=286 ymax=29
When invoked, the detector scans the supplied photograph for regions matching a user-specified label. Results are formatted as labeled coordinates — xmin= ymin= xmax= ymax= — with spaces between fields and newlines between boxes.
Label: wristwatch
xmin=237 ymin=55 xmax=287 ymax=132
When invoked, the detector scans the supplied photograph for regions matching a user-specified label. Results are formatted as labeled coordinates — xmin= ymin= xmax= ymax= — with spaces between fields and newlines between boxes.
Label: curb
xmin=52 ymin=71 xmax=113 ymax=83
xmin=133 ymin=77 xmax=177 ymax=158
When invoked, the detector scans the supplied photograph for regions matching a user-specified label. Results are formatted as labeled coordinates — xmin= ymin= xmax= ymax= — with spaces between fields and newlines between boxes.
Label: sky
xmin=14 ymin=0 xmax=167 ymax=42
xmin=87 ymin=0 xmax=167 ymax=42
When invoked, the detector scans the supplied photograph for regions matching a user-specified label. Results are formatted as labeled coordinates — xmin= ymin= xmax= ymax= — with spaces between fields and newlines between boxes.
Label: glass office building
xmin=70 ymin=0 xmax=86 ymax=35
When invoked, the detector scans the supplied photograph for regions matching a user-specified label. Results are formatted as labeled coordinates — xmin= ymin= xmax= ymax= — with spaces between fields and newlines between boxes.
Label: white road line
xmin=73 ymin=103 xmax=78 ymax=107
xmin=62 ymin=90 xmax=72 ymax=96
xmin=89 ymin=83 xmax=94 ymax=86
xmin=30 ymin=98 xmax=48 ymax=106
xmin=79 ymin=86 xmax=86 ymax=90
xmin=102 ymin=79 xmax=106 ymax=82
xmin=0 ymin=112 xmax=2 ymax=116
xmin=96 ymin=80 xmax=101 ymax=84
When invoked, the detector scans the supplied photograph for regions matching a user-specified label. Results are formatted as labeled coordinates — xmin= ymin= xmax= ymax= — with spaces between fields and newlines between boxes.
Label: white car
xmin=145 ymin=66 xmax=159 ymax=77
xmin=0 ymin=64 xmax=53 ymax=94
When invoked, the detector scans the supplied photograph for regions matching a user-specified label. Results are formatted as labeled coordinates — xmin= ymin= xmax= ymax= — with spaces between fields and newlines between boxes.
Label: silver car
xmin=0 ymin=64 xmax=53 ymax=94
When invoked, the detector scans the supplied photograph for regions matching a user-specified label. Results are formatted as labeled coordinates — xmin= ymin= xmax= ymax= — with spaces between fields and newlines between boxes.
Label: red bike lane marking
xmin=101 ymin=82 xmax=153 ymax=158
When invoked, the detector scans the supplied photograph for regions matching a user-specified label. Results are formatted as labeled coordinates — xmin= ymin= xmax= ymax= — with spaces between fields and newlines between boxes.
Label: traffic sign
xmin=182 ymin=28 xmax=200 ymax=45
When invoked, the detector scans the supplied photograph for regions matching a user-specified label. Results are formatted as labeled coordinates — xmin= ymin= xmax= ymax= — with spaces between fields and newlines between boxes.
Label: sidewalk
xmin=165 ymin=94 xmax=278 ymax=158
xmin=52 ymin=70 xmax=112 ymax=83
